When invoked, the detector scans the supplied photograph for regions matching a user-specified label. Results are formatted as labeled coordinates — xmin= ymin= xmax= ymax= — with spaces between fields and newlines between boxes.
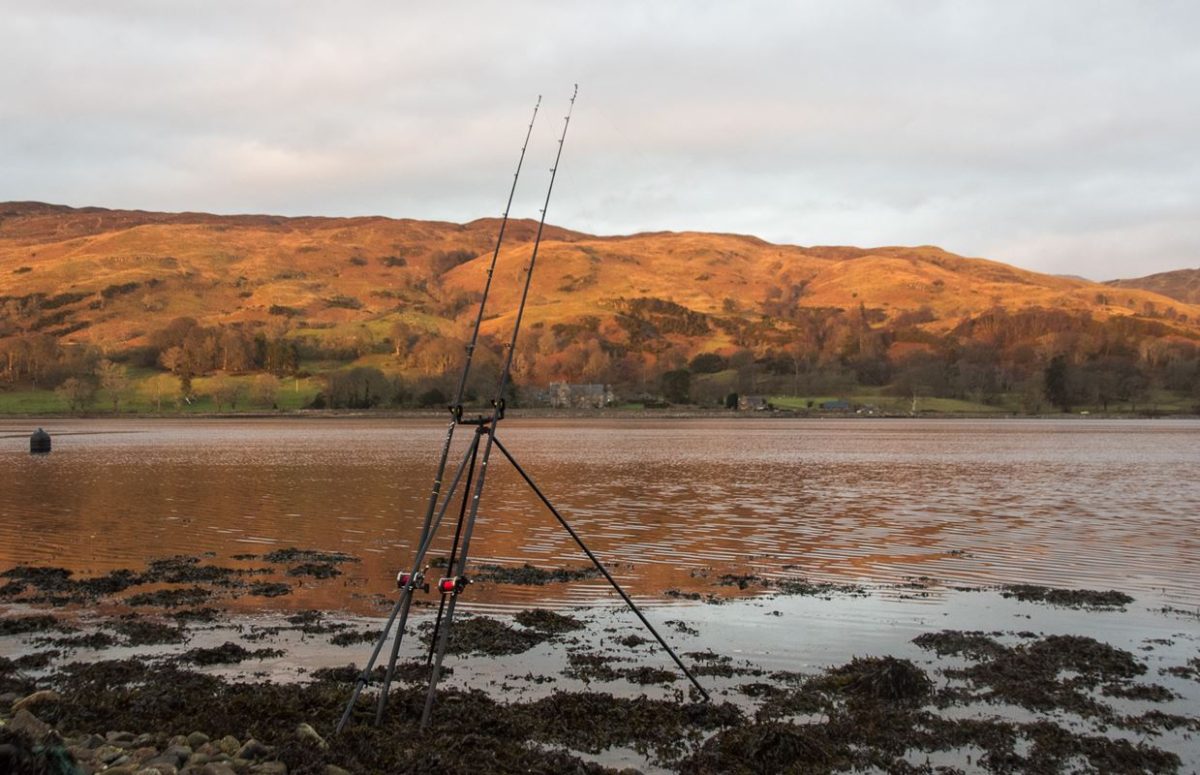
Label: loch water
xmin=2 ymin=416 xmax=1196 ymax=612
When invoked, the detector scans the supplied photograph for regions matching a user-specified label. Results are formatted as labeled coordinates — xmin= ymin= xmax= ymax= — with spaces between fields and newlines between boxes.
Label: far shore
xmin=3 ymin=406 xmax=1199 ymax=424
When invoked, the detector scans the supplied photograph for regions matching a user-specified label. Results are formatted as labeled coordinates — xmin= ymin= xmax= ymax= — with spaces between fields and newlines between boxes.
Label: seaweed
xmin=176 ymin=642 xmax=284 ymax=666
xmin=286 ymin=562 xmax=342 ymax=579
xmin=513 ymin=608 xmax=584 ymax=634
xmin=261 ymin=548 xmax=358 ymax=565
xmin=126 ymin=586 xmax=213 ymax=608
xmin=1000 ymin=584 xmax=1134 ymax=610
xmin=473 ymin=563 xmax=601 ymax=585
xmin=419 ymin=617 xmax=548 ymax=657
xmin=0 ymin=615 xmax=71 ymax=637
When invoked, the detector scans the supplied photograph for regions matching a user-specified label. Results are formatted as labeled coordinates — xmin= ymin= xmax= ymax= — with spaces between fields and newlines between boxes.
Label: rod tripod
xmin=337 ymin=413 xmax=710 ymax=733
xmin=336 ymin=85 xmax=709 ymax=735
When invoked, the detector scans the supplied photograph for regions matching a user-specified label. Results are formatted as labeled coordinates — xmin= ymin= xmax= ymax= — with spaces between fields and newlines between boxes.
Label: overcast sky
xmin=2 ymin=1 xmax=1197 ymax=280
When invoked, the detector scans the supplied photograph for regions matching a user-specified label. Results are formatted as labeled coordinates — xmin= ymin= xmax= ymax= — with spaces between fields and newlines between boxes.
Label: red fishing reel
xmin=437 ymin=576 xmax=470 ymax=596
xmin=396 ymin=570 xmax=429 ymax=593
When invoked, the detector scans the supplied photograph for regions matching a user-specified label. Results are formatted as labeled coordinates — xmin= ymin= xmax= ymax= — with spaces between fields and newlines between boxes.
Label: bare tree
xmin=211 ymin=375 xmax=244 ymax=412
xmin=56 ymin=377 xmax=97 ymax=412
xmin=97 ymin=359 xmax=131 ymax=413
xmin=252 ymin=374 xmax=281 ymax=409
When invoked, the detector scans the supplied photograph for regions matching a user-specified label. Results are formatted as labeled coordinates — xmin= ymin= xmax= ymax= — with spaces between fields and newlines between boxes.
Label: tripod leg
xmin=371 ymin=430 xmax=484 ymax=725
xmin=420 ymin=430 xmax=501 ymax=727
xmin=420 ymin=591 xmax=462 ymax=728
xmin=372 ymin=588 xmax=416 ymax=726
xmin=491 ymin=435 xmax=711 ymax=702
xmin=335 ymin=592 xmax=407 ymax=734
xmin=424 ymin=430 xmax=482 ymax=665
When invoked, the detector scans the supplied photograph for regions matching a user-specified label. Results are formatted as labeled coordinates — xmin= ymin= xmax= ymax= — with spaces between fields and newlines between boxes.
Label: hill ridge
xmin=2 ymin=202 xmax=1197 ymax=413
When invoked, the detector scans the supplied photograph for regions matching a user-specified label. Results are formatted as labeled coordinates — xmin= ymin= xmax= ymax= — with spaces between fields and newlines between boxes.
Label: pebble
xmin=186 ymin=731 xmax=210 ymax=748
xmin=137 ymin=765 xmax=178 ymax=775
xmin=249 ymin=763 xmax=287 ymax=775
xmin=236 ymin=738 xmax=271 ymax=760
xmin=197 ymin=764 xmax=238 ymax=775
xmin=12 ymin=689 xmax=62 ymax=712
xmin=143 ymin=754 xmax=183 ymax=771
xmin=9 ymin=709 xmax=52 ymax=742
xmin=108 ymin=731 xmax=137 ymax=744
xmin=295 ymin=722 xmax=327 ymax=750
xmin=82 ymin=733 xmax=107 ymax=749
xmin=96 ymin=744 xmax=128 ymax=764
xmin=216 ymin=735 xmax=241 ymax=756
xmin=162 ymin=744 xmax=194 ymax=764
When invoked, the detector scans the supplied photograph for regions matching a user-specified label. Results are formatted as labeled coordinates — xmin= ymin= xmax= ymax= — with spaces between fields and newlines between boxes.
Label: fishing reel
xmin=436 ymin=576 xmax=471 ymax=596
xmin=396 ymin=570 xmax=429 ymax=593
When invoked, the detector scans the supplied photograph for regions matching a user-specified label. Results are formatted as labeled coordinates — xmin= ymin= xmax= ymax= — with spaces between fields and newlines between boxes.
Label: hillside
xmin=1106 ymin=268 xmax=1200 ymax=305
xmin=2 ymin=202 xmax=1199 ymax=413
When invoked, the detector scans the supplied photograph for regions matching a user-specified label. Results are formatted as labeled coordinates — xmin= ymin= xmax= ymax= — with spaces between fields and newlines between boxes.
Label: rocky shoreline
xmin=2 ymin=552 xmax=1199 ymax=774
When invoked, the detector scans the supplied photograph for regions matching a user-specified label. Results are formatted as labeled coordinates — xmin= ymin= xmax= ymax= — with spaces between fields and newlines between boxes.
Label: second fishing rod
xmin=417 ymin=84 xmax=579 ymax=728
xmin=335 ymin=94 xmax=542 ymax=735
xmin=414 ymin=84 xmax=710 ymax=722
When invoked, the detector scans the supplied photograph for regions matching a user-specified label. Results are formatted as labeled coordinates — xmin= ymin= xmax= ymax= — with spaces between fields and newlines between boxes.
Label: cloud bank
xmin=2 ymin=1 xmax=1198 ymax=279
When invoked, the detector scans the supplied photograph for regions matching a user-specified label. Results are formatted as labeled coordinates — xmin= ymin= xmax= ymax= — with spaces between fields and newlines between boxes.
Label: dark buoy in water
xmin=30 ymin=428 xmax=51 ymax=454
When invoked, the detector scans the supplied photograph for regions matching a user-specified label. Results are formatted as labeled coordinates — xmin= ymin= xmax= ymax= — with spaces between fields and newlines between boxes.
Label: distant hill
xmin=1106 ymin=268 xmax=1200 ymax=305
xmin=2 ymin=202 xmax=1198 ymax=413
xmin=3 ymin=201 xmax=1196 ymax=349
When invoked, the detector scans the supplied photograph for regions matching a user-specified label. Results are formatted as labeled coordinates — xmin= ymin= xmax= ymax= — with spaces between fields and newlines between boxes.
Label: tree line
xmin=2 ymin=300 xmax=1198 ymax=413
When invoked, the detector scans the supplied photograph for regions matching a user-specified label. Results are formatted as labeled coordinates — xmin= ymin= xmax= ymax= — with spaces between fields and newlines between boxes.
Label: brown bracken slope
xmin=2 ymin=201 xmax=1198 ymax=360
xmin=1106 ymin=268 xmax=1200 ymax=305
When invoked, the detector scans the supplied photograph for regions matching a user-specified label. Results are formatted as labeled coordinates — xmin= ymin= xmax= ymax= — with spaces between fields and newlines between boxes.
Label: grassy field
xmin=0 ymin=373 xmax=323 ymax=416
xmin=767 ymin=389 xmax=1196 ymax=416
xmin=1 ymin=373 xmax=1194 ymax=417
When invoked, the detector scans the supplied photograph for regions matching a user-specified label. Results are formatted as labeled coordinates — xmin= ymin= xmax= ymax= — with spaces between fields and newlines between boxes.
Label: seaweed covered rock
xmin=1000 ymin=584 xmax=1133 ymax=610
xmin=680 ymin=721 xmax=835 ymax=774
xmin=513 ymin=608 xmax=584 ymax=634
xmin=419 ymin=616 xmax=548 ymax=657
xmin=817 ymin=656 xmax=933 ymax=707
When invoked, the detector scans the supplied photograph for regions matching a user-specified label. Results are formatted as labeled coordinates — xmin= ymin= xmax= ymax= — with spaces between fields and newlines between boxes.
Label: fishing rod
xmin=348 ymin=85 xmax=711 ymax=732
xmin=419 ymin=84 xmax=579 ymax=727
xmin=418 ymin=86 xmax=709 ymax=727
xmin=335 ymin=95 xmax=542 ymax=735
xmin=417 ymin=85 xmax=711 ymax=723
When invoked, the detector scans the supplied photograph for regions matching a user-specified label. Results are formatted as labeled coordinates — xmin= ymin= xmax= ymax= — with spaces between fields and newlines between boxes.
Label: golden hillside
xmin=3 ymin=201 xmax=1197 ymax=357
xmin=1107 ymin=268 xmax=1200 ymax=305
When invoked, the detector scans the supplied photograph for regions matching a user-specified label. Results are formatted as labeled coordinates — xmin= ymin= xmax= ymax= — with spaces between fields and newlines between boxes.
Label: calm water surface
xmin=2 ymin=417 xmax=1198 ymax=612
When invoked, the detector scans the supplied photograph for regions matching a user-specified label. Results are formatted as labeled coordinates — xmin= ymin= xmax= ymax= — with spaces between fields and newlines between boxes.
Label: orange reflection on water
xmin=2 ymin=417 xmax=1198 ymax=615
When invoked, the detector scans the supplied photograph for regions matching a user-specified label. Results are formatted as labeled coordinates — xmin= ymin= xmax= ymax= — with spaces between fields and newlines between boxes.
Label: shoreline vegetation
xmin=2 ymin=550 xmax=1197 ymax=773
xmin=3 ymin=403 xmax=1199 ymax=422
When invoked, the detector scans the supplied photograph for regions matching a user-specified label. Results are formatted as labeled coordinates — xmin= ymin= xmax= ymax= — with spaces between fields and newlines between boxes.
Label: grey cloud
xmin=1 ymin=1 xmax=1198 ymax=280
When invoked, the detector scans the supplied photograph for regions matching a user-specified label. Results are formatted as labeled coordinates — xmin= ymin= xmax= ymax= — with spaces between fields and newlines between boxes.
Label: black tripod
xmin=337 ymin=85 xmax=709 ymax=734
